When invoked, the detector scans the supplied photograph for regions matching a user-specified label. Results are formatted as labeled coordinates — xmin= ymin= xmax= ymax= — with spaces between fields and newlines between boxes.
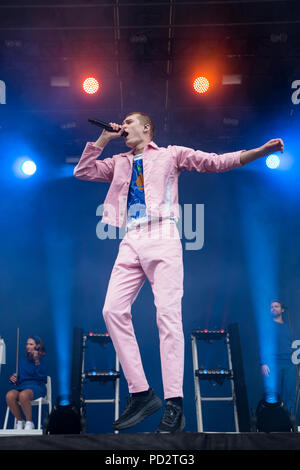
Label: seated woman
xmin=6 ymin=336 xmax=47 ymax=430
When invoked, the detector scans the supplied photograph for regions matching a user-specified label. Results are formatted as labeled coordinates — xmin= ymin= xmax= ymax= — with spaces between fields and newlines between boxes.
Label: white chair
xmin=3 ymin=376 xmax=52 ymax=430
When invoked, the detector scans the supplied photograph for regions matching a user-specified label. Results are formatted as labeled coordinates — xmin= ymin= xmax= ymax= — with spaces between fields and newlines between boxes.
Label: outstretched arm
xmin=174 ymin=138 xmax=284 ymax=173
xmin=240 ymin=138 xmax=284 ymax=165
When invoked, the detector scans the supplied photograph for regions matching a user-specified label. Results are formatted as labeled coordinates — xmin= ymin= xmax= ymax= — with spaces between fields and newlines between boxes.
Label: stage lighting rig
xmin=192 ymin=329 xmax=226 ymax=342
xmin=44 ymin=396 xmax=83 ymax=435
xmin=266 ymin=154 xmax=280 ymax=169
xmin=13 ymin=157 xmax=37 ymax=178
xmin=82 ymin=77 xmax=100 ymax=95
xmin=21 ymin=160 xmax=36 ymax=176
xmin=81 ymin=332 xmax=118 ymax=385
xmin=196 ymin=367 xmax=232 ymax=386
xmin=193 ymin=76 xmax=210 ymax=94
xmin=84 ymin=369 xmax=120 ymax=383
xmin=86 ymin=331 xmax=111 ymax=344
xmin=251 ymin=394 xmax=298 ymax=432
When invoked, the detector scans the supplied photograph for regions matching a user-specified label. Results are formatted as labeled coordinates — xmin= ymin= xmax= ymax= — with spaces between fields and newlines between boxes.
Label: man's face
xmin=122 ymin=114 xmax=148 ymax=148
xmin=270 ymin=301 xmax=283 ymax=318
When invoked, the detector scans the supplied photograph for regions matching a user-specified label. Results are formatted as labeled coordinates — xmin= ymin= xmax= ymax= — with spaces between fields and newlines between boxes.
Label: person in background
xmin=6 ymin=336 xmax=47 ymax=430
xmin=261 ymin=300 xmax=297 ymax=413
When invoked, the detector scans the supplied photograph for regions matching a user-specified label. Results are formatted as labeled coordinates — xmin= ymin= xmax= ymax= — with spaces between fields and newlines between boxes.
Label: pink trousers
xmin=102 ymin=219 xmax=184 ymax=399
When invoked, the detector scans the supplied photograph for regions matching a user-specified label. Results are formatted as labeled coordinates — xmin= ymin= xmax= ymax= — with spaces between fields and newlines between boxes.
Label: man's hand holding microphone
xmin=94 ymin=122 xmax=125 ymax=149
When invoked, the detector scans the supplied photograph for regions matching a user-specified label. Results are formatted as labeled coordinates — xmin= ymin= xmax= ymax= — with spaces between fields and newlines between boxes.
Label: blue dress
xmin=12 ymin=355 xmax=47 ymax=399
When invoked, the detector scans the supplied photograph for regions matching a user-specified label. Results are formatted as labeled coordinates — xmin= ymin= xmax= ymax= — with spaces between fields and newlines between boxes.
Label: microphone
xmin=88 ymin=118 xmax=128 ymax=137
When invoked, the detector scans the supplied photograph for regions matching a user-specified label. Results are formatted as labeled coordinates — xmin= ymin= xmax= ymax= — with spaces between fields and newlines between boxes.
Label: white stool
xmin=3 ymin=376 xmax=52 ymax=430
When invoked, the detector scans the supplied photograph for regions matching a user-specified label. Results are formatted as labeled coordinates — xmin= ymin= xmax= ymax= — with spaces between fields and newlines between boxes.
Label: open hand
xmin=261 ymin=365 xmax=270 ymax=376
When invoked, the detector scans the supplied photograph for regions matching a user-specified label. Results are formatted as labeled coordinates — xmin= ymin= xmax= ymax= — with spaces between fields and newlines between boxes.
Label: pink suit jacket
xmin=74 ymin=141 xmax=244 ymax=228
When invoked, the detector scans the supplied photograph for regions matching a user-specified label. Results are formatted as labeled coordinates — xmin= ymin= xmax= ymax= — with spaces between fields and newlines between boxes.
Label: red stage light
xmin=193 ymin=76 xmax=210 ymax=94
xmin=82 ymin=77 xmax=100 ymax=95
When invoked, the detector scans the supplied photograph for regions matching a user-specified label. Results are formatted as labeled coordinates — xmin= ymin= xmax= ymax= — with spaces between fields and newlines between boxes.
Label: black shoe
xmin=113 ymin=388 xmax=162 ymax=431
xmin=156 ymin=400 xmax=185 ymax=433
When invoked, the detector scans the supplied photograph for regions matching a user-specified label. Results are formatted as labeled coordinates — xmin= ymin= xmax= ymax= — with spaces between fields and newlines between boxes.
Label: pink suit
xmin=74 ymin=141 xmax=244 ymax=398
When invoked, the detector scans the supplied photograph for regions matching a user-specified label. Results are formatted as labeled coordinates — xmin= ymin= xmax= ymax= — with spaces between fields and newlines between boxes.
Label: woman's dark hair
xmin=29 ymin=335 xmax=46 ymax=355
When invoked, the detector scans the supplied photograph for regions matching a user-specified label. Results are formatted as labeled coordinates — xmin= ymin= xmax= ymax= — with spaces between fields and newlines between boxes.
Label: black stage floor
xmin=0 ymin=432 xmax=300 ymax=452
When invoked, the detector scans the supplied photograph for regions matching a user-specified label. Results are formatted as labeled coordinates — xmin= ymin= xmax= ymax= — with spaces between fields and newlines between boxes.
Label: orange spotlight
xmin=82 ymin=77 xmax=100 ymax=95
xmin=193 ymin=76 xmax=210 ymax=94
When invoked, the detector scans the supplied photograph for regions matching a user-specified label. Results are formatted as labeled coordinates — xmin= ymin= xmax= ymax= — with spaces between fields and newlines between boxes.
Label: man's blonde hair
xmin=125 ymin=112 xmax=156 ymax=140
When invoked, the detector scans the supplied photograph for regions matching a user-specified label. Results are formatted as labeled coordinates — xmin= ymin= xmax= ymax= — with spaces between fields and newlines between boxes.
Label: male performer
xmin=74 ymin=112 xmax=284 ymax=432
xmin=261 ymin=300 xmax=297 ymax=412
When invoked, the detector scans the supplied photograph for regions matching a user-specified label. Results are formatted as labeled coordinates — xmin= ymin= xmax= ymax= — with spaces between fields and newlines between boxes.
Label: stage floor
xmin=0 ymin=431 xmax=300 ymax=451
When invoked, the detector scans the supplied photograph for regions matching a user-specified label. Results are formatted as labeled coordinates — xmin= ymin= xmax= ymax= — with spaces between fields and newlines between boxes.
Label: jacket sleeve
xmin=73 ymin=142 xmax=115 ymax=182
xmin=171 ymin=145 xmax=244 ymax=173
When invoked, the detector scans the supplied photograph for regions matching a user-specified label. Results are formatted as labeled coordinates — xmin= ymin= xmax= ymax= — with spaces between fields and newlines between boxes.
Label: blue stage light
xmin=266 ymin=154 xmax=280 ymax=169
xmin=253 ymin=396 xmax=296 ymax=432
xmin=44 ymin=232 xmax=73 ymax=407
xmin=58 ymin=394 xmax=71 ymax=406
xmin=265 ymin=391 xmax=279 ymax=404
xmin=13 ymin=157 xmax=37 ymax=178
xmin=45 ymin=397 xmax=82 ymax=434
xmin=239 ymin=182 xmax=279 ymax=412
xmin=21 ymin=159 xmax=36 ymax=176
